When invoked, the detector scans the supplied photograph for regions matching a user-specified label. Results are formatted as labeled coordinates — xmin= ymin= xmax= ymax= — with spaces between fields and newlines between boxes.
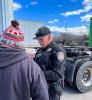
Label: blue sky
xmin=13 ymin=0 xmax=92 ymax=35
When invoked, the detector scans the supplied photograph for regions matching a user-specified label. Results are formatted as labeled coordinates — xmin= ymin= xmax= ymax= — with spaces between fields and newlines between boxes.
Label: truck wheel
xmin=74 ymin=61 xmax=92 ymax=93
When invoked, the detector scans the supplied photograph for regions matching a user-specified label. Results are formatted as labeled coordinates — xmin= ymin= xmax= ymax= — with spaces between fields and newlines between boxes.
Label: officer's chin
xmin=40 ymin=44 xmax=46 ymax=48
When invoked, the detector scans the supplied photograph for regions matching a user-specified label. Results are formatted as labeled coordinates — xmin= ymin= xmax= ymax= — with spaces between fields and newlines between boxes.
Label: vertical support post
xmin=89 ymin=17 xmax=92 ymax=46
xmin=0 ymin=0 xmax=13 ymax=33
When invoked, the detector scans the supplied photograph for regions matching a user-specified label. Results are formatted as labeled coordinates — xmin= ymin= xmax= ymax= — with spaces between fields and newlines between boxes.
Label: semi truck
xmin=64 ymin=17 xmax=92 ymax=93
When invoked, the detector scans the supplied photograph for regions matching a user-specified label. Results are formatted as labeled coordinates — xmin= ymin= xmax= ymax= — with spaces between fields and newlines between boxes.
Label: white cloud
xmin=85 ymin=5 xmax=92 ymax=11
xmin=13 ymin=2 xmax=22 ymax=11
xmin=61 ymin=5 xmax=92 ymax=16
xmin=48 ymin=26 xmax=65 ymax=32
xmin=61 ymin=10 xmax=84 ymax=16
xmin=48 ymin=19 xmax=59 ymax=24
xmin=48 ymin=25 xmax=88 ymax=35
xmin=82 ymin=0 xmax=92 ymax=5
xmin=67 ymin=26 xmax=88 ymax=35
xmin=30 ymin=1 xmax=38 ymax=5
xmin=81 ymin=14 xmax=92 ymax=22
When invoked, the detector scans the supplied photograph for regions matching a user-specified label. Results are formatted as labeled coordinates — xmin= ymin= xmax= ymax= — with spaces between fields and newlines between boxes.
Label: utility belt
xmin=48 ymin=79 xmax=63 ymax=96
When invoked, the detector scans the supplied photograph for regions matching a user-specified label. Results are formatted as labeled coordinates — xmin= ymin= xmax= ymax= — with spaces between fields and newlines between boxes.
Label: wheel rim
xmin=82 ymin=68 xmax=92 ymax=86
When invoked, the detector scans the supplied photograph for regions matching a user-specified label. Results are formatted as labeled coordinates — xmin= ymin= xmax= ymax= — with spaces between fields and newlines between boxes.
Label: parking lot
xmin=61 ymin=84 xmax=92 ymax=100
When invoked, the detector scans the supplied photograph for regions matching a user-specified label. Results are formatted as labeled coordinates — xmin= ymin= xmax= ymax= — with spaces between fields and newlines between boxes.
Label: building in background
xmin=0 ymin=0 xmax=13 ymax=33
xmin=19 ymin=20 xmax=44 ymax=46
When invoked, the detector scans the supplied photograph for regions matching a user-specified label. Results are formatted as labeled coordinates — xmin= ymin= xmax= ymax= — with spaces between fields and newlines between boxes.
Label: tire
xmin=73 ymin=61 xmax=92 ymax=93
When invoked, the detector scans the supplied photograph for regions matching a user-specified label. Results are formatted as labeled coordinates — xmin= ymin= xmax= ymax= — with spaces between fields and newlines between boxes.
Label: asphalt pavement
xmin=61 ymin=84 xmax=92 ymax=100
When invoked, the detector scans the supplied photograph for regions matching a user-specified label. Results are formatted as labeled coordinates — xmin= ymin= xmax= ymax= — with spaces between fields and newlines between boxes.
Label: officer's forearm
xmin=43 ymin=70 xmax=60 ymax=81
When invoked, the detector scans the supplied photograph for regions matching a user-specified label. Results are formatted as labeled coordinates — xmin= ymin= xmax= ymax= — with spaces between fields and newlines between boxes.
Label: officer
xmin=34 ymin=26 xmax=65 ymax=100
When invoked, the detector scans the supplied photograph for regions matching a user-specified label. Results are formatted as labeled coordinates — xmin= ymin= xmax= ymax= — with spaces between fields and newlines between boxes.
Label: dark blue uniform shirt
xmin=34 ymin=42 xmax=65 ymax=84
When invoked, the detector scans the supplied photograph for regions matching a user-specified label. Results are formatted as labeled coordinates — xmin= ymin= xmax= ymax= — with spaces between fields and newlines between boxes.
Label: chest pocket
xmin=35 ymin=50 xmax=51 ymax=70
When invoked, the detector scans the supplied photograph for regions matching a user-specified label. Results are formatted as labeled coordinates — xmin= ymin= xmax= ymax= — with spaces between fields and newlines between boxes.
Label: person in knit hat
xmin=0 ymin=20 xmax=24 ymax=48
xmin=0 ymin=20 xmax=49 ymax=100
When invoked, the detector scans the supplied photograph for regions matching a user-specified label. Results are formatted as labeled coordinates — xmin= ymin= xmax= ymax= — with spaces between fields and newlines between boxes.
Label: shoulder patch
xmin=57 ymin=52 xmax=64 ymax=61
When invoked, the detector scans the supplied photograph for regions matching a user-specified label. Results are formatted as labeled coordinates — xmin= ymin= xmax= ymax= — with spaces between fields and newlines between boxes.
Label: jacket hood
xmin=0 ymin=47 xmax=27 ymax=68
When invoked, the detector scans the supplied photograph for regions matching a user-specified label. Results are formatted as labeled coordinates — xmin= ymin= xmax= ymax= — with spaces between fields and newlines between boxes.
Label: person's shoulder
xmin=52 ymin=42 xmax=64 ymax=53
xmin=51 ymin=43 xmax=65 ymax=61
xmin=36 ymin=47 xmax=42 ymax=53
xmin=26 ymin=53 xmax=34 ymax=60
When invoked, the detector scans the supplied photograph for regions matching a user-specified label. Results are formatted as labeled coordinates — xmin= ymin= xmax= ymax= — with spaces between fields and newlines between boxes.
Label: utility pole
xmin=0 ymin=0 xmax=13 ymax=33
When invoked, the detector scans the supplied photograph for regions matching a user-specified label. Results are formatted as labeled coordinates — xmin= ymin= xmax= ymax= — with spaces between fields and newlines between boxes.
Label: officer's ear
xmin=48 ymin=34 xmax=53 ymax=41
xmin=48 ymin=34 xmax=52 ymax=39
